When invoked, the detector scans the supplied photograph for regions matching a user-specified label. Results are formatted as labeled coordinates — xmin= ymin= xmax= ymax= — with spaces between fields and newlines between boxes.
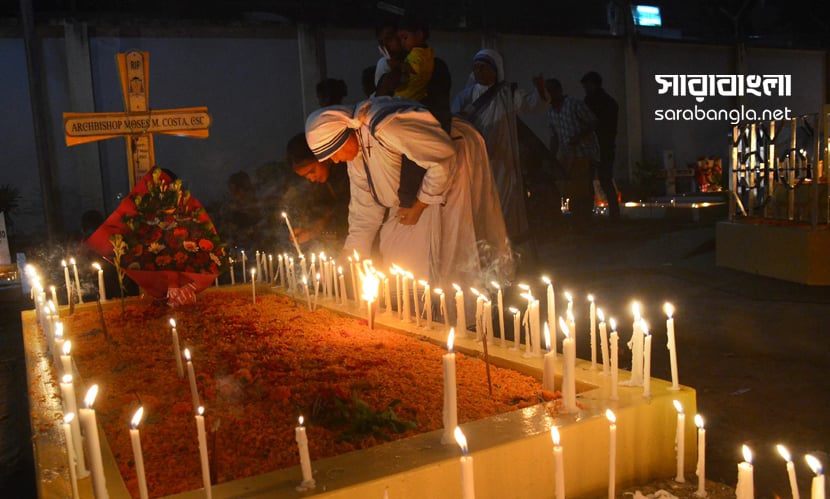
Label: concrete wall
xmin=1 ymin=28 xmax=825 ymax=237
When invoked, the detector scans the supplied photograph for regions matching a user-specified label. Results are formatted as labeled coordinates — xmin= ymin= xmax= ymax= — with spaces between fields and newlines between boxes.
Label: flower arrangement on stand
xmin=87 ymin=167 xmax=229 ymax=306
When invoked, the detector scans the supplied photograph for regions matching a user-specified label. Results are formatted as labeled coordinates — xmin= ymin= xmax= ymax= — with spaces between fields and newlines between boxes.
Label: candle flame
xmin=183 ymin=348 xmax=192 ymax=361
xmin=606 ymin=409 xmax=616 ymax=424
xmin=742 ymin=444 xmax=753 ymax=464
xmin=490 ymin=280 xmax=500 ymax=290
xmin=597 ymin=308 xmax=605 ymax=322
xmin=62 ymin=374 xmax=72 ymax=384
xmin=673 ymin=400 xmax=683 ymax=414
xmin=806 ymin=454 xmax=823 ymax=475
xmin=551 ymin=426 xmax=561 ymax=446
xmin=64 ymin=413 xmax=74 ymax=424
xmin=452 ymin=283 xmax=462 ymax=292
xmin=92 ymin=262 xmax=102 ymax=271
xmin=776 ymin=444 xmax=792 ymax=462
xmin=169 ymin=318 xmax=176 ymax=328
xmin=543 ymin=322 xmax=552 ymax=351
xmin=564 ymin=291 xmax=573 ymax=303
xmin=62 ymin=339 xmax=71 ymax=356
xmin=302 ymin=276 xmax=307 ymax=285
xmin=338 ymin=266 xmax=343 ymax=275
xmin=251 ymin=268 xmax=256 ymax=276
xmin=50 ymin=285 xmax=55 ymax=292
xmin=453 ymin=427 xmax=468 ymax=455
xmin=447 ymin=328 xmax=455 ymax=352
xmin=694 ymin=414 xmax=704 ymax=429
xmin=559 ymin=316 xmax=569 ymax=339
xmin=664 ymin=302 xmax=674 ymax=318
xmin=131 ymin=406 xmax=144 ymax=428
xmin=361 ymin=271 xmax=379 ymax=302
xmin=281 ymin=211 xmax=287 ymax=218
xmin=83 ymin=384 xmax=98 ymax=409
xmin=298 ymin=415 xmax=304 ymax=426
xmin=520 ymin=292 xmax=533 ymax=301
xmin=542 ymin=276 xmax=551 ymax=285
xmin=353 ymin=249 xmax=360 ymax=261
xmin=418 ymin=280 xmax=428 ymax=287
xmin=508 ymin=307 xmax=519 ymax=314
xmin=609 ymin=318 xmax=617 ymax=331
xmin=198 ymin=406 xmax=205 ymax=416
xmin=518 ymin=283 xmax=530 ymax=291
xmin=470 ymin=287 xmax=480 ymax=296
xmin=62 ymin=259 xmax=67 ymax=267
xmin=434 ymin=288 xmax=443 ymax=295
xmin=54 ymin=323 xmax=64 ymax=340
xmin=632 ymin=301 xmax=641 ymax=320
xmin=49 ymin=301 xmax=57 ymax=313
xmin=70 ymin=258 xmax=76 ymax=265
xmin=642 ymin=321 xmax=650 ymax=336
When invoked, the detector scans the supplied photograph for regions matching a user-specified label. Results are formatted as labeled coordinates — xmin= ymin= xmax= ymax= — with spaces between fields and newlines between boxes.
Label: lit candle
xmin=777 ymin=445 xmax=799 ymax=499
xmin=471 ymin=287 xmax=483 ymax=339
xmin=268 ymin=254 xmax=274 ymax=285
xmin=70 ymin=258 xmax=83 ymax=303
xmin=552 ymin=426 xmax=565 ymax=499
xmin=665 ymin=303 xmax=680 ymax=390
xmin=629 ymin=301 xmax=644 ymax=386
xmin=588 ymin=295 xmax=597 ymax=369
xmin=598 ymin=308 xmax=610 ymax=374
xmin=251 ymin=268 xmax=257 ymax=303
xmin=435 ymin=288 xmax=446 ymax=328
xmin=402 ymin=272 xmax=412 ymax=323
xmin=338 ymin=267 xmax=346 ymax=305
xmin=92 ymin=262 xmax=106 ymax=301
xmin=509 ymin=307 xmax=521 ymax=350
xmin=542 ymin=323 xmax=556 ymax=392
xmin=610 ymin=318 xmax=619 ymax=401
xmin=736 ymin=445 xmax=754 ymax=499
xmin=59 ymin=375 xmax=88 ymax=477
xmin=520 ymin=293 xmax=533 ymax=356
xmin=491 ymin=281 xmax=505 ymax=347
xmin=170 ymin=319 xmax=183 ymax=378
xmin=350 ymin=253 xmax=360 ymax=306
xmin=50 ymin=285 xmax=58 ymax=308
xmin=453 ymin=284 xmax=466 ymax=335
xmin=195 ymin=406 xmax=212 ymax=499
xmin=296 ymin=416 xmax=316 ymax=488
xmin=643 ymin=323 xmax=652 ymax=398
xmin=278 ymin=254 xmax=285 ymax=288
xmin=565 ymin=291 xmax=573 ymax=317
xmin=129 ymin=407 xmax=149 ymax=499
xmin=412 ymin=277 xmax=421 ymax=327
xmin=184 ymin=348 xmax=201 ymax=413
xmin=381 ymin=273 xmax=390 ymax=313
xmin=281 ymin=211 xmax=303 ymax=257
xmin=60 ymin=339 xmax=73 ymax=377
xmin=441 ymin=329 xmax=458 ymax=445
xmin=52 ymin=321 xmax=65 ymax=367
xmin=392 ymin=266 xmax=402 ymax=318
xmin=241 ymin=250 xmax=247 ymax=283
xmin=559 ymin=317 xmax=577 ymax=413
xmin=674 ymin=400 xmax=686 ymax=483
xmin=607 ymin=409 xmax=617 ymax=499
xmin=63 ymin=413 xmax=80 ymax=499
xmin=302 ymin=276 xmax=312 ymax=311
xmin=79 ymin=385 xmax=107 ymax=499
xmin=62 ymin=260 xmax=72 ymax=304
xmin=420 ymin=280 xmax=432 ymax=329
xmin=807 ymin=454 xmax=825 ymax=499
xmin=695 ymin=415 xmax=706 ymax=497
xmin=530 ymin=297 xmax=542 ymax=357
xmin=229 ymin=257 xmax=236 ymax=285
xmin=454 ymin=427 xmax=475 ymax=499
xmin=543 ymin=276 xmax=555 ymax=339
xmin=314 ymin=272 xmax=321 ymax=310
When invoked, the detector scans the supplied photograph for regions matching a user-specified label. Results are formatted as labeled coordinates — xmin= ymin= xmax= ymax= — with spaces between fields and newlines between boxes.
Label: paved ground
xmin=1 ymin=215 xmax=827 ymax=498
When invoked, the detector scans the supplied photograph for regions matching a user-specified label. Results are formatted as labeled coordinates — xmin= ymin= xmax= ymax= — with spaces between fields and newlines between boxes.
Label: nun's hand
xmin=396 ymin=200 xmax=428 ymax=226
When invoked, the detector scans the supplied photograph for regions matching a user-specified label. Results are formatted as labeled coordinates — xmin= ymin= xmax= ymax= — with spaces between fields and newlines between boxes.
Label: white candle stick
xmin=598 ymin=308 xmax=610 ymax=374
xmin=807 ymin=455 xmax=825 ymax=499
xmin=552 ymin=426 xmax=565 ymax=499
xmin=350 ymin=253 xmax=360 ymax=306
xmin=777 ymin=445 xmax=799 ymax=499
xmin=454 ymin=427 xmax=475 ymax=499
xmin=607 ymin=409 xmax=617 ymax=499
xmin=241 ymin=250 xmax=247 ymax=283
xmin=543 ymin=276 xmax=555 ymax=343
xmin=62 ymin=260 xmax=72 ymax=305
xmin=643 ymin=323 xmax=652 ymax=398
xmin=63 ymin=413 xmax=80 ymax=499
xmin=169 ymin=319 xmax=183 ymax=378
xmin=542 ymin=323 xmax=556 ymax=392
xmin=251 ymin=269 xmax=257 ymax=303
xmin=52 ymin=322 xmax=64 ymax=367
xmin=402 ymin=272 xmax=412 ymax=323
xmin=129 ymin=407 xmax=149 ymax=499
xmin=278 ymin=255 xmax=285 ymax=288
xmin=268 ymin=254 xmax=274 ymax=285
xmin=60 ymin=340 xmax=73 ymax=377
xmin=50 ymin=285 xmax=58 ymax=308
xmin=629 ymin=301 xmax=644 ymax=386
xmin=381 ymin=273 xmax=390 ymax=313
xmin=393 ymin=266 xmax=402 ymax=318
xmin=184 ymin=348 xmax=201 ymax=413
xmin=421 ymin=280 xmax=432 ymax=329
xmin=441 ymin=329 xmax=458 ymax=445
xmin=674 ymin=400 xmax=686 ymax=483
xmin=610 ymin=319 xmax=619 ymax=401
xmin=436 ymin=288 xmax=447 ymax=328
xmin=195 ymin=407 xmax=212 ymax=499
xmin=589 ymin=295 xmax=597 ymax=369
xmin=314 ymin=272 xmax=320 ymax=310
xmin=296 ymin=416 xmax=316 ymax=489
xmin=695 ymin=415 xmax=707 ymax=497
xmin=412 ymin=277 xmax=421 ymax=327
xmin=70 ymin=258 xmax=83 ymax=303
xmin=229 ymin=257 xmax=236 ymax=285
xmin=665 ymin=303 xmax=680 ymax=390
xmin=483 ymin=297 xmax=493 ymax=344
xmin=453 ymin=284 xmax=466 ymax=335
xmin=92 ymin=262 xmax=106 ymax=301
xmin=302 ymin=276 xmax=312 ymax=311
xmin=338 ymin=267 xmax=346 ymax=305
xmin=79 ymin=385 xmax=107 ymax=499
xmin=281 ymin=212 xmax=303 ymax=257
xmin=559 ymin=317 xmax=577 ymax=413
xmin=491 ymin=282 xmax=505 ymax=347
xmin=59 ymin=375 xmax=88 ymax=477
xmin=736 ymin=445 xmax=754 ymax=499
xmin=509 ymin=307 xmax=521 ymax=350
xmin=531 ymin=298 xmax=541 ymax=357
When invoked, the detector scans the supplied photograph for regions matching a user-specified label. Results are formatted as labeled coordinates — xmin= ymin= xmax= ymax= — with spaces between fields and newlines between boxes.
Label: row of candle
xmin=737 ymin=443 xmax=826 ymax=499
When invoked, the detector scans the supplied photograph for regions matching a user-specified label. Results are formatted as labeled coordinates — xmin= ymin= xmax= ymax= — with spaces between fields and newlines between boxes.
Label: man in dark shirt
xmin=581 ymin=71 xmax=620 ymax=220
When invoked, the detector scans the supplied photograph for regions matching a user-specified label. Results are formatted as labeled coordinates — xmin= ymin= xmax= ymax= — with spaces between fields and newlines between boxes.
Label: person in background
xmin=546 ymin=78 xmax=600 ymax=230
xmin=388 ymin=15 xmax=433 ymax=102
xmin=451 ymin=49 xmax=547 ymax=260
xmin=361 ymin=65 xmax=377 ymax=97
xmin=316 ymin=78 xmax=348 ymax=107
xmin=581 ymin=70 xmax=620 ymax=221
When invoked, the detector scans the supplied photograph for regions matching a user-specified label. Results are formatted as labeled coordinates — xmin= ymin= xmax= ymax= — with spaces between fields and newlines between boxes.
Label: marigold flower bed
xmin=66 ymin=289 xmax=555 ymax=498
